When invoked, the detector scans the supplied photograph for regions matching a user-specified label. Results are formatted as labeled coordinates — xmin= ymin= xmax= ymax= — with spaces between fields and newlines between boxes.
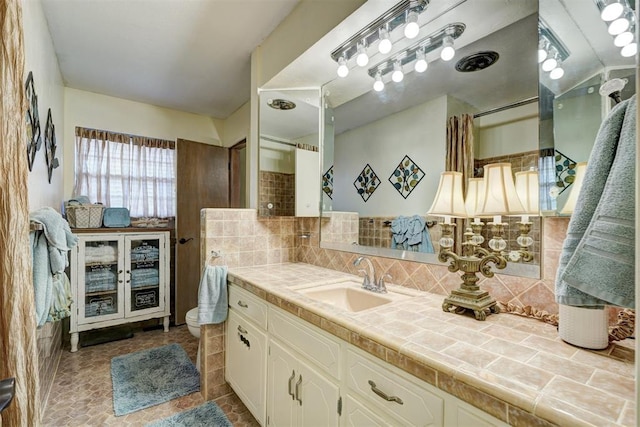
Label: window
xmin=73 ymin=127 xmax=176 ymax=218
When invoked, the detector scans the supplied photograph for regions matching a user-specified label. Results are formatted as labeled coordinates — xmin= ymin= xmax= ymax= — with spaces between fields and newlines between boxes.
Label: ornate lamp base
xmin=442 ymin=288 xmax=500 ymax=321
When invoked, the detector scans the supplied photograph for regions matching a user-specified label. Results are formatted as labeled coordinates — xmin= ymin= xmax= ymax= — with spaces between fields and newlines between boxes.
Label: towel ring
xmin=207 ymin=250 xmax=226 ymax=265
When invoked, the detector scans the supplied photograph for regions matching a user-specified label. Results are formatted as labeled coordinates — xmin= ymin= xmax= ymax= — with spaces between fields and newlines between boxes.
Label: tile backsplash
xmin=201 ymin=209 xmax=562 ymax=314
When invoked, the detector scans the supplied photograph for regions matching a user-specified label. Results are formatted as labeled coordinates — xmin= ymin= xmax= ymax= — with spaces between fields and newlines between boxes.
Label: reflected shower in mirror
xmin=258 ymin=88 xmax=321 ymax=217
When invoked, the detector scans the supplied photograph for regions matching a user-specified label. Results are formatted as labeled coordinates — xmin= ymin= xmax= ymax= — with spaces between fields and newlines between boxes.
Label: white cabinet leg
xmin=163 ymin=315 xmax=170 ymax=332
xmin=70 ymin=332 xmax=79 ymax=352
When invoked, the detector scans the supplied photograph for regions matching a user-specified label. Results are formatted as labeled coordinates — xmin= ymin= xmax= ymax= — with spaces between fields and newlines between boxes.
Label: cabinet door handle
xmin=237 ymin=325 xmax=248 ymax=334
xmin=368 ymin=380 xmax=403 ymax=405
xmin=295 ymin=375 xmax=303 ymax=406
xmin=288 ymin=370 xmax=296 ymax=400
xmin=237 ymin=301 xmax=248 ymax=308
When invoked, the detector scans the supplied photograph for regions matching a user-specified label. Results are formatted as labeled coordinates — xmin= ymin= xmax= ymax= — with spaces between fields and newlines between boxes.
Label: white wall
xmin=333 ymin=96 xmax=447 ymax=217
xmin=475 ymin=102 xmax=539 ymax=159
xmin=63 ymin=88 xmax=223 ymax=198
xmin=259 ymin=138 xmax=295 ymax=173
xmin=23 ymin=0 xmax=65 ymax=211
xmin=223 ymin=101 xmax=250 ymax=147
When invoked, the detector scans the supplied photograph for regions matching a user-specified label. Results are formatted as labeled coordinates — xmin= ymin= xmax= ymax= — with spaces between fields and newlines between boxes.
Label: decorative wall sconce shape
xmin=44 ymin=108 xmax=59 ymax=184
xmin=594 ymin=0 xmax=637 ymax=57
xmin=367 ymin=23 xmax=465 ymax=91
xmin=330 ymin=0 xmax=430 ymax=77
xmin=25 ymin=71 xmax=42 ymax=171
xmin=538 ymin=19 xmax=570 ymax=80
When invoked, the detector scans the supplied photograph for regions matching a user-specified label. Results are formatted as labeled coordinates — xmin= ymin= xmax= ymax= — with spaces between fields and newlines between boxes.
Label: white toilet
xmin=185 ymin=307 xmax=202 ymax=371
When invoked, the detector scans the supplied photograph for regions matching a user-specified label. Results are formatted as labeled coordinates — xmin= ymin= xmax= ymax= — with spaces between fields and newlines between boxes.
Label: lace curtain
xmin=73 ymin=127 xmax=176 ymax=218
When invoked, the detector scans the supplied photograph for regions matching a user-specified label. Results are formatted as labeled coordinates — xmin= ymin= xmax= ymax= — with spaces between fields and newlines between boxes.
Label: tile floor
xmin=43 ymin=325 xmax=259 ymax=426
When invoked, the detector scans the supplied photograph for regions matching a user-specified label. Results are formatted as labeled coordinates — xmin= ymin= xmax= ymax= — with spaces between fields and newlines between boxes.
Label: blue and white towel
xmin=197 ymin=265 xmax=228 ymax=324
xmin=390 ymin=215 xmax=434 ymax=253
xmin=30 ymin=207 xmax=79 ymax=326
xmin=556 ymin=95 xmax=636 ymax=309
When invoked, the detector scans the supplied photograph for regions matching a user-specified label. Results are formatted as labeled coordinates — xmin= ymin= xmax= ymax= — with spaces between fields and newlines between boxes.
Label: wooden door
xmin=176 ymin=139 xmax=229 ymax=324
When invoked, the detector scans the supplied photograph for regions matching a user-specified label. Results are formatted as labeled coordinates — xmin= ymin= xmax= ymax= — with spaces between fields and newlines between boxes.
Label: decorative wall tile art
xmin=44 ymin=109 xmax=60 ymax=184
xmin=353 ymin=164 xmax=380 ymax=202
xmin=554 ymin=150 xmax=577 ymax=194
xmin=322 ymin=165 xmax=333 ymax=199
xmin=25 ymin=71 xmax=42 ymax=171
xmin=388 ymin=155 xmax=425 ymax=199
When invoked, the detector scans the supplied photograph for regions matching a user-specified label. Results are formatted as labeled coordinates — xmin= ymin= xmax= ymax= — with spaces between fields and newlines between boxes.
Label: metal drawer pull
xmin=368 ymin=380 xmax=404 ymax=405
xmin=288 ymin=370 xmax=296 ymax=400
xmin=237 ymin=325 xmax=248 ymax=334
xmin=295 ymin=375 xmax=303 ymax=405
xmin=237 ymin=300 xmax=248 ymax=308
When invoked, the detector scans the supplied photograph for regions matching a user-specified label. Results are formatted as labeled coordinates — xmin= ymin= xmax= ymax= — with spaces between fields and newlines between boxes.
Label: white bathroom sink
xmin=293 ymin=280 xmax=411 ymax=312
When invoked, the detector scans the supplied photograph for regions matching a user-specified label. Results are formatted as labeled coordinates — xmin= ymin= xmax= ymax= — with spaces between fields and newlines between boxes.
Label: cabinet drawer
xmin=346 ymin=348 xmax=444 ymax=427
xmin=269 ymin=307 xmax=341 ymax=379
xmin=228 ymin=285 xmax=267 ymax=329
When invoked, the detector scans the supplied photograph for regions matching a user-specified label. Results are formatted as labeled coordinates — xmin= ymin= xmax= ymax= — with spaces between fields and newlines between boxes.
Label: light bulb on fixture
xmin=356 ymin=43 xmax=369 ymax=67
xmin=614 ymin=29 xmax=635 ymax=47
xmin=621 ymin=42 xmax=637 ymax=57
xmin=378 ymin=27 xmax=392 ymax=54
xmin=608 ymin=14 xmax=631 ymax=35
xmin=414 ymin=48 xmax=428 ymax=73
xmin=600 ymin=0 xmax=625 ymax=21
xmin=336 ymin=56 xmax=349 ymax=78
xmin=373 ymin=72 xmax=385 ymax=92
xmin=404 ymin=10 xmax=420 ymax=39
xmin=537 ymin=39 xmax=548 ymax=63
xmin=440 ymin=36 xmax=455 ymax=61
xmin=391 ymin=61 xmax=404 ymax=82
xmin=541 ymin=47 xmax=558 ymax=72
xmin=549 ymin=61 xmax=564 ymax=80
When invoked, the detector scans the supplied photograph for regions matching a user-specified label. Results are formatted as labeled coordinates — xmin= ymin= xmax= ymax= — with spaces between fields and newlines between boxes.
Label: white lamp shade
xmin=465 ymin=177 xmax=486 ymax=218
xmin=478 ymin=163 xmax=525 ymax=216
xmin=560 ymin=162 xmax=587 ymax=214
xmin=515 ymin=170 xmax=539 ymax=214
xmin=428 ymin=171 xmax=467 ymax=219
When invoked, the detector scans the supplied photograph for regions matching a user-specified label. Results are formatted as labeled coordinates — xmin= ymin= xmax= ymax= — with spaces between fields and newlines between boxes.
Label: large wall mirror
xmin=539 ymin=0 xmax=636 ymax=214
xmin=259 ymin=0 xmax=636 ymax=280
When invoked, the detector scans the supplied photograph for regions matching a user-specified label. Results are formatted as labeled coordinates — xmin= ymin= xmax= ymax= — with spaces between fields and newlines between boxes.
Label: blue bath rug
xmin=146 ymin=401 xmax=232 ymax=427
xmin=111 ymin=343 xmax=200 ymax=416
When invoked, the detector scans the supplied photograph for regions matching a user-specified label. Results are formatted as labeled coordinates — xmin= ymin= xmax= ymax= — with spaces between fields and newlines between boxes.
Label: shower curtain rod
xmin=473 ymin=96 xmax=539 ymax=119
xmin=260 ymin=135 xmax=296 ymax=147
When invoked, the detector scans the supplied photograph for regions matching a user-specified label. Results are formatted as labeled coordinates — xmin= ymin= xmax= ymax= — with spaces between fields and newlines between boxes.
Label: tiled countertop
xmin=228 ymin=262 xmax=636 ymax=427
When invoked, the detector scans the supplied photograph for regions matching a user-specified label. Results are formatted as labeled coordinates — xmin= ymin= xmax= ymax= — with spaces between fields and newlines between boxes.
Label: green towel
xmin=556 ymin=95 xmax=636 ymax=308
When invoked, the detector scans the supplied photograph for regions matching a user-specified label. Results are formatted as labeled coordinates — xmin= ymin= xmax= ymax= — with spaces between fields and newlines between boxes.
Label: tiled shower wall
xmin=258 ymin=171 xmax=294 ymax=217
xmin=199 ymin=208 xmax=569 ymax=400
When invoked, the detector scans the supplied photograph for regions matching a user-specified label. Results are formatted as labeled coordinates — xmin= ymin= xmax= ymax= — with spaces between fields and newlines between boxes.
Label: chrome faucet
xmin=353 ymin=256 xmax=388 ymax=293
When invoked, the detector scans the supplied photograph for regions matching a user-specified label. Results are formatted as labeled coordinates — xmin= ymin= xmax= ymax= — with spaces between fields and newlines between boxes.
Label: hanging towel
xmin=390 ymin=215 xmax=434 ymax=253
xmin=556 ymin=95 xmax=636 ymax=308
xmin=30 ymin=207 xmax=78 ymax=326
xmin=197 ymin=265 xmax=228 ymax=324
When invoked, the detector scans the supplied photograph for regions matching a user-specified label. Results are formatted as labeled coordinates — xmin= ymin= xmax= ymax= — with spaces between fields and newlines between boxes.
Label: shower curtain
xmin=445 ymin=114 xmax=474 ymax=253
xmin=0 ymin=0 xmax=41 ymax=425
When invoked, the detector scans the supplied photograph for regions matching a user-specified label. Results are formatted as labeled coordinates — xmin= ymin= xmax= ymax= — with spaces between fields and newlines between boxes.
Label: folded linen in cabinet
xmin=130 ymin=246 xmax=160 ymax=262
xmin=130 ymin=268 xmax=160 ymax=288
xmin=85 ymin=268 xmax=117 ymax=292
xmin=85 ymin=245 xmax=118 ymax=264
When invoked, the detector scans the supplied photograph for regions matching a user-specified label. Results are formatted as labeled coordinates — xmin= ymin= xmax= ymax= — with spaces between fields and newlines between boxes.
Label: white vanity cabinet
xmin=69 ymin=231 xmax=170 ymax=352
xmin=225 ymin=284 xmax=509 ymax=427
xmin=267 ymin=307 xmax=341 ymax=427
xmin=225 ymin=286 xmax=268 ymax=425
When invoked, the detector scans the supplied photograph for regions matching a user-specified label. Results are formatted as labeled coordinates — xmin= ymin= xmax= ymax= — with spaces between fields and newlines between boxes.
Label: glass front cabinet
xmin=69 ymin=231 xmax=171 ymax=352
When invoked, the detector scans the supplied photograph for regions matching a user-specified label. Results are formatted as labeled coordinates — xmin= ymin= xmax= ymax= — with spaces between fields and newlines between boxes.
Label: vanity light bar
xmin=330 ymin=0 xmax=429 ymax=63
xmin=538 ymin=19 xmax=570 ymax=62
xmin=367 ymin=23 xmax=465 ymax=79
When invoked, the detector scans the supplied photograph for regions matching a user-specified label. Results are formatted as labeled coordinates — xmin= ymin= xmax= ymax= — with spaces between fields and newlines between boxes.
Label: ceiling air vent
xmin=267 ymin=99 xmax=296 ymax=110
xmin=455 ymin=51 xmax=500 ymax=72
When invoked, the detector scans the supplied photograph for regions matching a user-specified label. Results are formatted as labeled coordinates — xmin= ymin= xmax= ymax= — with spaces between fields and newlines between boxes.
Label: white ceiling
xmin=40 ymin=0 xmax=301 ymax=118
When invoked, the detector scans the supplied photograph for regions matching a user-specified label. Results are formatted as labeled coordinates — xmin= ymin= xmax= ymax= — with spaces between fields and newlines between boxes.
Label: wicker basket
xmin=66 ymin=204 xmax=104 ymax=228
